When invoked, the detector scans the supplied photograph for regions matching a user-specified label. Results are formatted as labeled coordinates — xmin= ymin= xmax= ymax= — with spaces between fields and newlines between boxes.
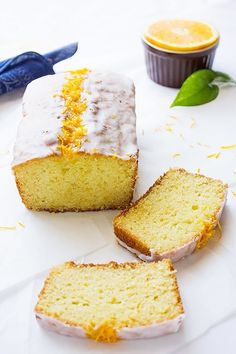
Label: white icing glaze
xmin=116 ymin=237 xmax=198 ymax=263
xmin=35 ymin=312 xmax=184 ymax=340
xmin=117 ymin=314 xmax=184 ymax=339
xmin=36 ymin=312 xmax=86 ymax=338
xmin=117 ymin=190 xmax=227 ymax=263
xmin=12 ymin=71 xmax=137 ymax=166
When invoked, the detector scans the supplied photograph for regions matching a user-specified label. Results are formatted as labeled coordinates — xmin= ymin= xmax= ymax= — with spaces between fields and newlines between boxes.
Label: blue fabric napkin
xmin=0 ymin=42 xmax=78 ymax=95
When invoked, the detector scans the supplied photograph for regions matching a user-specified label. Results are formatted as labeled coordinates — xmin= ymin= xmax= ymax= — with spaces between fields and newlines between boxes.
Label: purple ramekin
xmin=142 ymin=38 xmax=219 ymax=88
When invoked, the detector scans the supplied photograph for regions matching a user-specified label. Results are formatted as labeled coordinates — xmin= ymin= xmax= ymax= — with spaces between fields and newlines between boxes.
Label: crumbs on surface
xmin=18 ymin=222 xmax=25 ymax=228
xmin=196 ymin=168 xmax=201 ymax=174
xmin=56 ymin=68 xmax=90 ymax=156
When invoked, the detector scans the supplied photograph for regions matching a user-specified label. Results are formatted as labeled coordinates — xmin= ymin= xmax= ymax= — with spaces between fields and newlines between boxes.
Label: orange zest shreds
xmin=57 ymin=68 xmax=90 ymax=156
xmin=172 ymin=153 xmax=181 ymax=158
xmin=197 ymin=223 xmax=215 ymax=249
xmin=0 ymin=225 xmax=16 ymax=230
xmin=196 ymin=168 xmax=201 ymax=174
xmin=207 ymin=152 xmax=221 ymax=159
xmin=220 ymin=144 xmax=236 ymax=150
xmin=165 ymin=125 xmax=173 ymax=133
xmin=18 ymin=222 xmax=25 ymax=228
xmin=86 ymin=324 xmax=118 ymax=342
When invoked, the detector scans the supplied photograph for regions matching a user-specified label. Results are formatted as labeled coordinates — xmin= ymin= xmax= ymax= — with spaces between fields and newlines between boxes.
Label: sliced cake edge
xmin=113 ymin=168 xmax=228 ymax=263
xmin=35 ymin=260 xmax=184 ymax=342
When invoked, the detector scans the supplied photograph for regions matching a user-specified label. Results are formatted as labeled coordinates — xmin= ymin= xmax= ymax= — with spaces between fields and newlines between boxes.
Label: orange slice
xmin=144 ymin=20 xmax=219 ymax=52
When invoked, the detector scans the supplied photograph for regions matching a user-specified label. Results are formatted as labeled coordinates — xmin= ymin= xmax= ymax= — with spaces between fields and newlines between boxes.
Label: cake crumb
xmin=231 ymin=191 xmax=236 ymax=197
xmin=179 ymin=133 xmax=185 ymax=141
xmin=196 ymin=168 xmax=201 ymax=174
xmin=18 ymin=222 xmax=25 ymax=228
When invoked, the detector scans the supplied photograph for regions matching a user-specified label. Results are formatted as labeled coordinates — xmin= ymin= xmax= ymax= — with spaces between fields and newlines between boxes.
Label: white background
xmin=1 ymin=0 xmax=236 ymax=353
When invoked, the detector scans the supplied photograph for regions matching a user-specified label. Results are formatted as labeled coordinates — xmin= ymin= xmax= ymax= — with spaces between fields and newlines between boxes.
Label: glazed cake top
xmin=12 ymin=69 xmax=137 ymax=166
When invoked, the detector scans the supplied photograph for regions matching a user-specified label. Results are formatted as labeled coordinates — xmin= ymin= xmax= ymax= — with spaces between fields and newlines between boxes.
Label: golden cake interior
xmin=114 ymin=168 xmax=226 ymax=254
xmin=35 ymin=260 xmax=183 ymax=342
xmin=13 ymin=153 xmax=137 ymax=212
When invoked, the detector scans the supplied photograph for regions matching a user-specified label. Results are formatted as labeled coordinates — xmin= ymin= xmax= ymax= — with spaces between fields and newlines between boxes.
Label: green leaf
xmin=171 ymin=69 xmax=236 ymax=107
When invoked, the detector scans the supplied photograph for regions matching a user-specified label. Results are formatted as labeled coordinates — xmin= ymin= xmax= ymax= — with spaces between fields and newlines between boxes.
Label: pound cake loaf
xmin=35 ymin=260 xmax=184 ymax=342
xmin=114 ymin=168 xmax=227 ymax=262
xmin=12 ymin=69 xmax=138 ymax=211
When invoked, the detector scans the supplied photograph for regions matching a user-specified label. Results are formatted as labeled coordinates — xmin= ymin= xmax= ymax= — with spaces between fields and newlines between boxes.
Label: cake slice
xmin=114 ymin=168 xmax=227 ymax=262
xmin=35 ymin=260 xmax=184 ymax=342
xmin=12 ymin=69 xmax=138 ymax=211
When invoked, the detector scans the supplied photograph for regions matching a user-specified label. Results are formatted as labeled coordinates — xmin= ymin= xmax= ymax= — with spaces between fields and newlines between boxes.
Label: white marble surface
xmin=1 ymin=0 xmax=236 ymax=353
